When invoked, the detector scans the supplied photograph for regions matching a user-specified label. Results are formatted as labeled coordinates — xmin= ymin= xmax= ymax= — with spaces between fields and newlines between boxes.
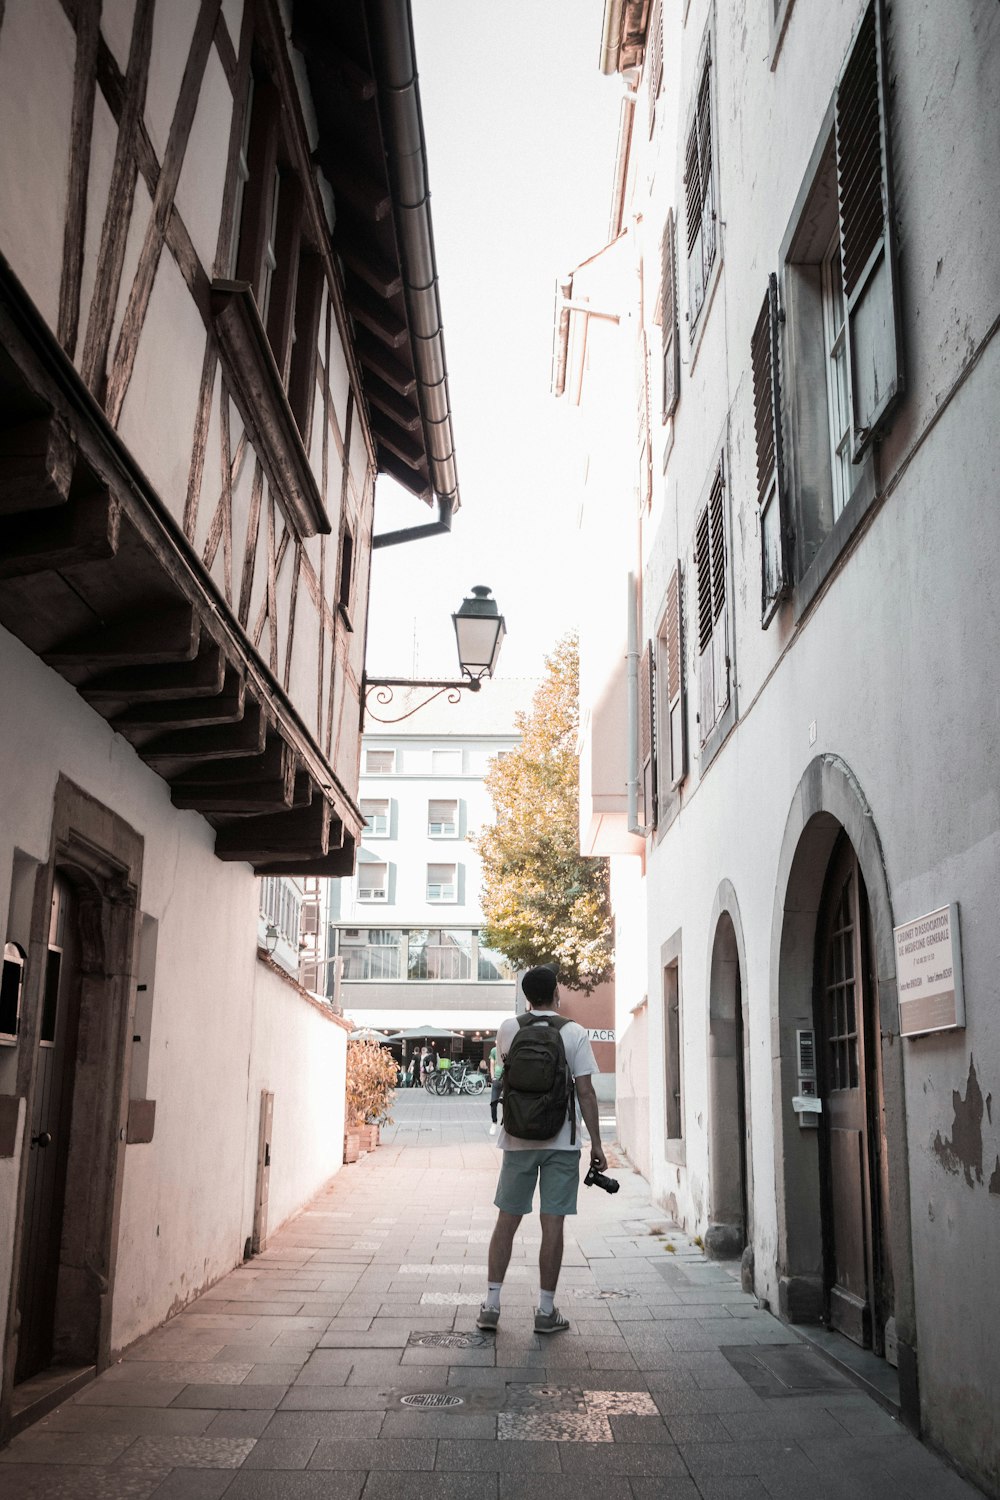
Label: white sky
xmin=363 ymin=0 xmax=622 ymax=682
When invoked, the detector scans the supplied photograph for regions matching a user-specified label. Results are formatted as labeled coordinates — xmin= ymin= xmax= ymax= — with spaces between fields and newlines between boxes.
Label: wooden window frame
xmin=692 ymin=453 xmax=736 ymax=770
xmin=751 ymin=274 xmax=791 ymax=625
xmin=337 ymin=524 xmax=355 ymax=628
xmin=684 ymin=36 xmax=718 ymax=340
xmin=660 ymin=210 xmax=680 ymax=423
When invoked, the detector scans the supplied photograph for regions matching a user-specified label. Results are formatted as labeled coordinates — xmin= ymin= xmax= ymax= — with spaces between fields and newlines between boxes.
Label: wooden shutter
xmin=709 ymin=464 xmax=729 ymax=717
xmin=752 ymin=274 xmax=790 ymax=623
xmin=696 ymin=55 xmax=716 ymax=276
xmin=638 ymin=640 xmax=657 ymax=831
xmin=661 ymin=211 xmax=680 ymax=421
xmin=647 ymin=0 xmax=664 ymax=137
xmin=835 ymin=0 xmax=903 ymax=458
xmin=685 ymin=122 xmax=703 ymax=321
xmin=695 ymin=502 xmax=715 ymax=737
xmin=664 ymin=563 xmax=686 ymax=789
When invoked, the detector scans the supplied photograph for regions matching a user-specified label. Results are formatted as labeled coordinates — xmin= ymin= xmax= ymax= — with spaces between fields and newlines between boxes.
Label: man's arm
xmin=575 ymin=1075 xmax=607 ymax=1171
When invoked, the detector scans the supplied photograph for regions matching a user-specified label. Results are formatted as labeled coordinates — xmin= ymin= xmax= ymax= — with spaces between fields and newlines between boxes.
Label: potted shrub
xmin=345 ymin=1037 xmax=396 ymax=1154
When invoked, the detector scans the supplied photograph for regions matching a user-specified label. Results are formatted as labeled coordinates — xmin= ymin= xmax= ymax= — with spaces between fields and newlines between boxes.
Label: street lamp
xmin=365 ymin=585 xmax=506 ymax=724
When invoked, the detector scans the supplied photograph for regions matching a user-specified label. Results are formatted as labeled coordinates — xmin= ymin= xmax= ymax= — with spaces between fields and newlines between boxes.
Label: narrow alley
xmin=0 ymin=1097 xmax=978 ymax=1499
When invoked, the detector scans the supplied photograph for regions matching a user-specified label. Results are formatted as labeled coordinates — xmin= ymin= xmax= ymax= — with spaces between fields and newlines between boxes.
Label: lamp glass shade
xmin=453 ymin=586 xmax=506 ymax=678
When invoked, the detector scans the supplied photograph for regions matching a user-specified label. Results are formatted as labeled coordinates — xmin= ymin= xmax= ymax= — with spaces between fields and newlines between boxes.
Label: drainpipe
xmin=626 ymin=571 xmax=647 ymax=836
xmin=367 ymin=0 xmax=459 ymax=541
xmin=600 ymin=0 xmax=625 ymax=74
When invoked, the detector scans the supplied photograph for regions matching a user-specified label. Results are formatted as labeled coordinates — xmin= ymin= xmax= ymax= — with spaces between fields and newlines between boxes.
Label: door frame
xmin=1 ymin=778 xmax=143 ymax=1440
xmin=706 ymin=881 xmax=754 ymax=1262
xmin=769 ymin=755 xmax=919 ymax=1431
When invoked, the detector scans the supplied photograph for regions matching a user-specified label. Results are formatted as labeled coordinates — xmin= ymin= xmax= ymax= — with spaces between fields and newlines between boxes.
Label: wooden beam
xmin=347 ymin=285 xmax=408 ymax=349
xmin=335 ymin=243 xmax=402 ymax=300
xmin=365 ymin=374 xmax=421 ymax=432
xmin=0 ymin=415 xmax=75 ymax=513
xmin=254 ymin=830 xmax=356 ymax=878
xmin=0 ymin=488 xmax=120 ymax=579
xmin=142 ymin=701 xmax=267 ymax=765
xmin=169 ymin=737 xmax=298 ymax=812
xmin=213 ymin=791 xmax=332 ymax=862
xmin=44 ymin=604 xmax=200 ymax=669
xmin=379 ymin=449 xmax=432 ymax=501
xmin=111 ymin=668 xmax=244 ymax=737
xmin=375 ymin=420 xmax=425 ymax=471
xmin=326 ymin=161 xmax=391 ymax=223
xmin=355 ymin=331 xmax=416 ymax=396
xmin=81 ymin=643 xmax=226 ymax=706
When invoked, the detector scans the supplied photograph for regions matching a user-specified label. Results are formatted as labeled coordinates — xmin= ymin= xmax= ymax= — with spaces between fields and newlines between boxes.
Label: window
xmin=685 ymin=42 xmax=717 ymax=334
xmin=428 ymin=799 xmax=458 ymax=837
xmin=407 ymin=929 xmax=471 ymax=981
xmin=361 ymin=798 xmax=389 ymax=837
xmin=358 ymin=862 xmax=388 ymax=901
xmin=694 ymin=460 xmax=730 ymax=746
xmin=1 ymin=942 xmax=26 ymax=1040
xmin=426 ymin=863 xmax=457 ymax=902
xmin=431 ymin=749 xmax=461 ymax=776
xmin=365 ymin=749 xmax=395 ymax=775
xmin=337 ymin=525 xmax=354 ymax=623
xmin=664 ymin=958 xmax=683 ymax=1140
xmin=477 ymin=940 xmax=515 ymax=982
xmin=659 ymin=210 xmax=680 ymax=422
xmin=259 ymin=875 xmax=301 ymax=944
xmin=751 ymin=274 xmax=790 ymax=622
xmin=234 ymin=61 xmax=324 ymax=442
xmin=656 ymin=562 xmax=687 ymax=816
xmin=339 ymin=928 xmax=402 ymax=981
xmin=778 ymin=0 xmax=902 ymax=610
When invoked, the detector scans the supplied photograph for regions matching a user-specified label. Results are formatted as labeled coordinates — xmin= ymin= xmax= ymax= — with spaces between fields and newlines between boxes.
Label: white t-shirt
xmin=494 ymin=1010 xmax=599 ymax=1152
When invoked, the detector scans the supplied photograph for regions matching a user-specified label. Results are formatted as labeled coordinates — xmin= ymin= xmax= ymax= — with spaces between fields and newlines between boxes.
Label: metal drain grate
xmin=408 ymin=1331 xmax=488 ymax=1349
xmin=400 ymin=1392 xmax=465 ymax=1408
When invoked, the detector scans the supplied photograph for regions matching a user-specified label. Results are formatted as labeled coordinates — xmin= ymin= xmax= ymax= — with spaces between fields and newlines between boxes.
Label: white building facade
xmin=558 ymin=0 xmax=1000 ymax=1489
xmin=333 ymin=684 xmax=531 ymax=1045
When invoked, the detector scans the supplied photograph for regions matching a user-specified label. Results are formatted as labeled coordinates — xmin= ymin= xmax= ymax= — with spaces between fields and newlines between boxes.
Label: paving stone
xmin=557 ymin=1440 xmax=688 ymax=1475
xmin=436 ymin=1438 xmax=560 ymax=1472
xmin=679 ymin=1439 xmax=817 ymax=1480
xmin=37 ymin=1407 xmax=215 ymax=1436
xmin=170 ymin=1385 xmax=289 ymax=1409
xmin=307 ymin=1438 xmax=435 ymax=1470
xmin=497 ymin=1478 xmax=634 ymax=1500
xmin=74 ymin=1383 xmax=188 ymax=1407
xmin=278 ymin=1386 xmax=404 ymax=1410
xmin=262 ymin=1410 xmax=386 ymax=1440
xmin=114 ymin=1436 xmax=256 ymax=1469
xmin=381 ymin=1411 xmax=498 ymax=1440
xmin=203 ymin=1411 xmax=272 ymax=1437
xmin=146 ymin=1472 xmax=236 ymax=1499
xmin=363 ymin=1477 xmax=497 ymax=1500
xmin=0 ymin=1465 xmax=168 ymax=1498
xmin=223 ymin=1473 xmax=365 ymax=1499
xmin=238 ymin=1437 xmax=319 ymax=1470
xmin=0 ymin=1432 xmax=135 ymax=1466
xmin=102 ymin=1362 xmax=254 ymax=1385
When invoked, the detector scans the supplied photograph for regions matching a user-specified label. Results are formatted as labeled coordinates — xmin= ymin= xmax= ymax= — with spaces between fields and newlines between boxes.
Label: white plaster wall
xmin=0 ymin=628 xmax=348 ymax=1361
xmin=0 ymin=0 xmax=75 ymax=331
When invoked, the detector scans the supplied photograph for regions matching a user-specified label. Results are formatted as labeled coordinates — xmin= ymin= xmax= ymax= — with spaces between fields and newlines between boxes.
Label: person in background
xmin=488 ymin=1039 xmax=504 ymax=1136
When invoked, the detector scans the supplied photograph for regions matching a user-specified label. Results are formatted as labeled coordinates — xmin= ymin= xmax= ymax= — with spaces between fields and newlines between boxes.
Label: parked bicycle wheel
xmin=462 ymin=1073 xmax=486 ymax=1095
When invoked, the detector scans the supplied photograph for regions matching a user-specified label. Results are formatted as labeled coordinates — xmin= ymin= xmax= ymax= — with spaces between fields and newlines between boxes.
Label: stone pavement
xmin=0 ymin=1092 xmax=980 ymax=1499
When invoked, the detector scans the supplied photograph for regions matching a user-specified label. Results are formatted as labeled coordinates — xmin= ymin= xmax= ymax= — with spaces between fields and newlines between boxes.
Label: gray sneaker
xmin=534 ymin=1307 xmax=570 ymax=1335
xmin=476 ymin=1304 xmax=500 ymax=1331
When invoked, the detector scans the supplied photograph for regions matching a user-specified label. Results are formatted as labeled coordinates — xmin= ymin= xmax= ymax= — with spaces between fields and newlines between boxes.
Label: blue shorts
xmin=495 ymin=1149 xmax=581 ymax=1216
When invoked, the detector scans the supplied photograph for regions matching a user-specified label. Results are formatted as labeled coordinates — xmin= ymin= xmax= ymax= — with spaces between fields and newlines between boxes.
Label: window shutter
xmin=835 ymin=0 xmax=903 ymax=457
xmin=664 ymin=562 xmax=687 ymax=789
xmin=697 ymin=56 xmax=716 ymax=277
xmin=647 ymin=0 xmax=664 ymax=137
xmin=661 ymin=211 xmax=680 ymax=421
xmin=752 ymin=274 xmax=791 ymax=623
xmin=708 ymin=464 xmax=729 ymax=716
xmin=685 ymin=124 xmax=703 ymax=322
xmin=638 ymin=639 xmax=657 ymax=830
xmin=695 ymin=503 xmax=715 ymax=737
xmin=301 ymin=900 xmax=320 ymax=936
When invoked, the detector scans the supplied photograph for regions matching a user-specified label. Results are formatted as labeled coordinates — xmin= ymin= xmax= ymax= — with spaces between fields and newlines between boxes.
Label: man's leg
xmin=538 ymin=1212 xmax=564 ymax=1303
xmin=488 ymin=1210 xmax=522 ymax=1284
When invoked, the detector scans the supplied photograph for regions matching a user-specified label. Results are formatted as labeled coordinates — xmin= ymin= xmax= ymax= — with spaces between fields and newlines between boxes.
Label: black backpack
xmin=501 ymin=1014 xmax=575 ymax=1143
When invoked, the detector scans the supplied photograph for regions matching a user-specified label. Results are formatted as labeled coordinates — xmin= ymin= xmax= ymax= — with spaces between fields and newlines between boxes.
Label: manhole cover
xmin=409 ymin=1331 xmax=488 ymax=1349
xmin=569 ymin=1287 xmax=637 ymax=1300
xmin=400 ymin=1392 xmax=464 ymax=1408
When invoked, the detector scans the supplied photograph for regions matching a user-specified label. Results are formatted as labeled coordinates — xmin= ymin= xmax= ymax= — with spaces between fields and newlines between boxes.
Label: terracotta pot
xmin=343 ymin=1132 xmax=360 ymax=1164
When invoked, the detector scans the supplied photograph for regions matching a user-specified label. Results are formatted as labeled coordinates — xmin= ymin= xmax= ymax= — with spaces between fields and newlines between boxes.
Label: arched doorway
xmin=770 ymin=756 xmax=918 ymax=1426
xmin=706 ymin=888 xmax=752 ymax=1263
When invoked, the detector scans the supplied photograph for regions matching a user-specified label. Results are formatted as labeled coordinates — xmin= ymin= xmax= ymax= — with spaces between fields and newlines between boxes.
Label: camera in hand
xmin=584 ymin=1162 xmax=620 ymax=1194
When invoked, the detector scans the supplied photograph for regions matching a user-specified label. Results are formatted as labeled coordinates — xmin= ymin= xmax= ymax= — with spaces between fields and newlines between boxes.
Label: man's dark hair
xmin=521 ymin=966 xmax=558 ymax=1005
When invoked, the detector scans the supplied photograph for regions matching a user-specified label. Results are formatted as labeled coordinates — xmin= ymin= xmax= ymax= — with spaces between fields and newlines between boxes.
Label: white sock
xmin=484 ymin=1281 xmax=503 ymax=1311
xmin=538 ymin=1288 xmax=555 ymax=1315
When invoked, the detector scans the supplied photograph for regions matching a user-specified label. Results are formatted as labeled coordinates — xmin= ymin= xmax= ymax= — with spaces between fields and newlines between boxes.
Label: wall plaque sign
xmin=894 ymin=903 xmax=965 ymax=1037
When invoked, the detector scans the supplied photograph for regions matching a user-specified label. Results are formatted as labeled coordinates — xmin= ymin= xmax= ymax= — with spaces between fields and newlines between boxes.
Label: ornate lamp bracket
xmin=363 ymin=675 xmax=484 ymax=725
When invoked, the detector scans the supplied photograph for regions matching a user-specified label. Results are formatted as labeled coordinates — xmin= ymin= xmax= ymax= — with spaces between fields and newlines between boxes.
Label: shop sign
xmin=894 ymin=903 xmax=965 ymax=1037
xmin=588 ymin=1028 xmax=616 ymax=1042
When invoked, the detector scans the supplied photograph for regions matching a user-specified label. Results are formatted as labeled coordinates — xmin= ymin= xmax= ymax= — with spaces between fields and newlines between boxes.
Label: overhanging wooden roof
xmin=293 ymin=0 xmax=460 ymax=512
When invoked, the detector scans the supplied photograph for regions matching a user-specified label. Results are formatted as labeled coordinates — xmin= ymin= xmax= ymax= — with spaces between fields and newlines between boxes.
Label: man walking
xmin=479 ymin=966 xmax=606 ymax=1335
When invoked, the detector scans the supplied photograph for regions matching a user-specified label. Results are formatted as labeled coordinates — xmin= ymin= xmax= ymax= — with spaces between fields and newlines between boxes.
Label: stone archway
xmin=769 ymin=754 xmax=918 ymax=1426
xmin=705 ymin=882 xmax=753 ymax=1269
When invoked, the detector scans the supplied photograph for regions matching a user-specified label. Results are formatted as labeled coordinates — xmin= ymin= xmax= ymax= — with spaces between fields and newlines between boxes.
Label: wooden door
xmin=816 ymin=840 xmax=880 ymax=1348
xmin=252 ymin=1091 xmax=274 ymax=1255
xmin=734 ymin=966 xmax=750 ymax=1246
xmin=16 ymin=874 xmax=82 ymax=1381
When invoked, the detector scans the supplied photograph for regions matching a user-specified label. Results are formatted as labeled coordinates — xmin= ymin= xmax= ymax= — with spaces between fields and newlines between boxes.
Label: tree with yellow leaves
xmin=475 ymin=634 xmax=613 ymax=992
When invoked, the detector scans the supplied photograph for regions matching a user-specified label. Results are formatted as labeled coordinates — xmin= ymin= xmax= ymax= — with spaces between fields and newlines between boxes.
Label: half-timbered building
xmin=0 ymin=0 xmax=460 ymax=1437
